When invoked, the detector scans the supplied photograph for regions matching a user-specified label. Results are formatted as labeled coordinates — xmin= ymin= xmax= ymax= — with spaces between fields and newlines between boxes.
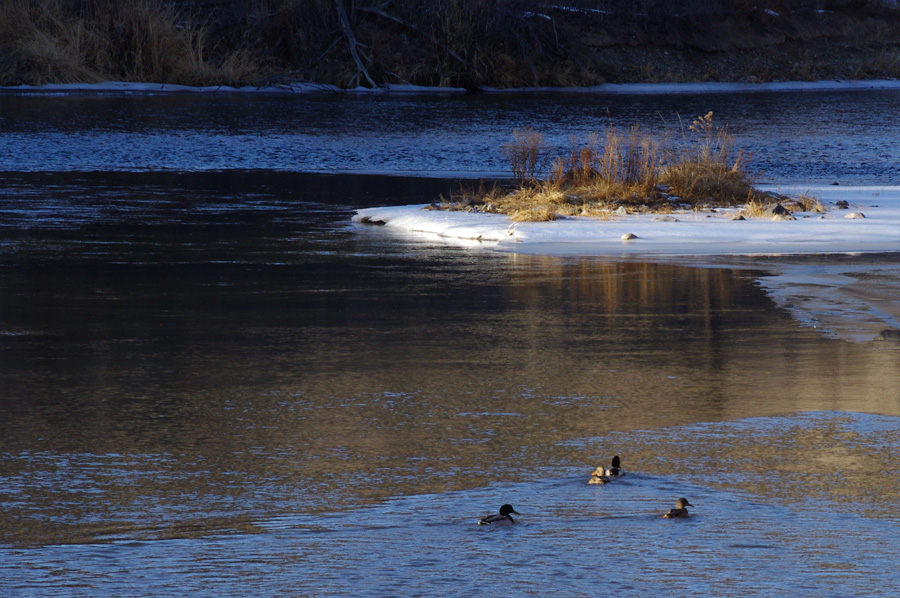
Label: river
xmin=1 ymin=88 xmax=899 ymax=597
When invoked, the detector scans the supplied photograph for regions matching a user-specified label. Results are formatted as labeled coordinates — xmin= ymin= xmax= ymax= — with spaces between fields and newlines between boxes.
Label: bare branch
xmin=359 ymin=6 xmax=467 ymax=66
xmin=334 ymin=0 xmax=377 ymax=88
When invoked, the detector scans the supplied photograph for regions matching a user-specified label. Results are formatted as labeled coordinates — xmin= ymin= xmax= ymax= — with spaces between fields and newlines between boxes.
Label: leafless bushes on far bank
xmin=1 ymin=0 xmax=899 ymax=87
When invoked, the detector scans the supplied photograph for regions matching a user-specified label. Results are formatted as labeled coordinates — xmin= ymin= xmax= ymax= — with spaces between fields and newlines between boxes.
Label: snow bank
xmin=354 ymin=186 xmax=900 ymax=257
xmin=0 ymin=81 xmax=469 ymax=95
xmin=480 ymin=80 xmax=900 ymax=95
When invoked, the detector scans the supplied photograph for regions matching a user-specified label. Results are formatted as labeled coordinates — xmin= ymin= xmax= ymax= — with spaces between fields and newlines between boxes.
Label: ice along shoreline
xmin=2 ymin=79 xmax=900 ymax=95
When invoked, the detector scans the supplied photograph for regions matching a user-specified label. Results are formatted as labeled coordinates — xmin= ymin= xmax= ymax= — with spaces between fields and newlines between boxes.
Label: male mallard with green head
xmin=608 ymin=455 xmax=623 ymax=476
xmin=588 ymin=455 xmax=623 ymax=483
xmin=478 ymin=504 xmax=520 ymax=526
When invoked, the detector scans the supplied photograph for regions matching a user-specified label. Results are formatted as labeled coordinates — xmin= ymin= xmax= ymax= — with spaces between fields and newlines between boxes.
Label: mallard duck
xmin=662 ymin=497 xmax=693 ymax=518
xmin=588 ymin=466 xmax=610 ymax=484
xmin=588 ymin=455 xmax=623 ymax=483
xmin=608 ymin=455 xmax=623 ymax=476
xmin=478 ymin=504 xmax=520 ymax=526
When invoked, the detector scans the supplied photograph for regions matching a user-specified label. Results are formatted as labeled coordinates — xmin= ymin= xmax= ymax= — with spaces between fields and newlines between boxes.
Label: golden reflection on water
xmin=613 ymin=411 xmax=900 ymax=519
xmin=2 ymin=256 xmax=899 ymax=546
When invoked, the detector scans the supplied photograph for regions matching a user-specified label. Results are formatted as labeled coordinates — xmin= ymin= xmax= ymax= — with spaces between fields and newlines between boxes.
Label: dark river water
xmin=2 ymin=88 xmax=899 ymax=182
xmin=1 ymin=89 xmax=900 ymax=597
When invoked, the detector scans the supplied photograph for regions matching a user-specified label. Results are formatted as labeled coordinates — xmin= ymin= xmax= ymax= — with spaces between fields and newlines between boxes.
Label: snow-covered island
xmin=354 ymin=185 xmax=898 ymax=256
xmin=355 ymin=185 xmax=900 ymax=343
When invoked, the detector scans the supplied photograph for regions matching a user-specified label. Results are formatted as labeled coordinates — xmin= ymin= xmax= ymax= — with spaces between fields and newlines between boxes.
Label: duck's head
xmin=675 ymin=497 xmax=693 ymax=509
xmin=499 ymin=504 xmax=520 ymax=516
xmin=611 ymin=455 xmax=621 ymax=468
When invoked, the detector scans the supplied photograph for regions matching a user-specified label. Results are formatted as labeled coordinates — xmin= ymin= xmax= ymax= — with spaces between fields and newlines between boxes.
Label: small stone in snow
xmin=621 ymin=233 xmax=638 ymax=240
xmin=844 ymin=212 xmax=865 ymax=219
xmin=652 ymin=215 xmax=679 ymax=222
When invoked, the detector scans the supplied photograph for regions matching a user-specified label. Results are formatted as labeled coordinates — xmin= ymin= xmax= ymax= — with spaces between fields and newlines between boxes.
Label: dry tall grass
xmin=1 ymin=1 xmax=898 ymax=88
xmin=660 ymin=111 xmax=755 ymax=205
xmin=550 ymin=125 xmax=663 ymax=198
xmin=0 ymin=0 xmax=268 ymax=86
xmin=469 ymin=112 xmax=771 ymax=221
xmin=502 ymin=128 xmax=546 ymax=184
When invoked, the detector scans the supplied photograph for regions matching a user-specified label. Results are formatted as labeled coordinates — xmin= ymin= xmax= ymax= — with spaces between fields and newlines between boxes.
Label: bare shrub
xmin=685 ymin=111 xmax=734 ymax=166
xmin=551 ymin=125 xmax=662 ymax=202
xmin=502 ymin=128 xmax=547 ymax=184
xmin=663 ymin=111 xmax=761 ymax=205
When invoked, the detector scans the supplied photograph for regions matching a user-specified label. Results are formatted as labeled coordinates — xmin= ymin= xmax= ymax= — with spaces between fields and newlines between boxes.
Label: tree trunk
xmin=334 ymin=0 xmax=377 ymax=88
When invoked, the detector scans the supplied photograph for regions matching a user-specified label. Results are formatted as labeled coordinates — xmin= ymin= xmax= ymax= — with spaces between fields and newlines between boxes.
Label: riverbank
xmin=4 ymin=78 xmax=900 ymax=96
xmin=2 ymin=1 xmax=899 ymax=89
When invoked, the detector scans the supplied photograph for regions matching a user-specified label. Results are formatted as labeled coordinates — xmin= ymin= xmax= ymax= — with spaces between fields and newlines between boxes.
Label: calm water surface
xmin=1 ymin=91 xmax=900 ymax=596
xmin=2 ymin=89 xmax=899 ymax=182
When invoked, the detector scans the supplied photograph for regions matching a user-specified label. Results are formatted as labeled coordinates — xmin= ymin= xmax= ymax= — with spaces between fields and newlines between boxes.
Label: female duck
xmin=663 ymin=497 xmax=694 ymax=518
xmin=478 ymin=504 xmax=520 ymax=526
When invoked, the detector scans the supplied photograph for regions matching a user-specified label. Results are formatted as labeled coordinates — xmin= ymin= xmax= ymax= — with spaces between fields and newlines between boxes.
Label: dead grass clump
xmin=855 ymin=49 xmax=900 ymax=79
xmin=428 ymin=112 xmax=800 ymax=222
xmin=789 ymin=193 xmax=827 ymax=213
xmin=510 ymin=205 xmax=558 ymax=222
xmin=0 ymin=0 xmax=101 ymax=85
xmin=439 ymin=181 xmax=509 ymax=212
xmin=97 ymin=0 xmax=270 ymax=86
xmin=739 ymin=198 xmax=770 ymax=219
xmin=661 ymin=111 xmax=764 ymax=206
xmin=502 ymin=128 xmax=547 ymax=184
xmin=0 ymin=0 xmax=272 ymax=86
xmin=103 ymin=0 xmax=200 ymax=83
xmin=737 ymin=192 xmax=826 ymax=219
xmin=478 ymin=112 xmax=766 ymax=218
xmin=551 ymin=126 xmax=663 ymax=201
xmin=495 ymin=182 xmax=571 ymax=222
xmin=662 ymin=160 xmax=761 ymax=206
